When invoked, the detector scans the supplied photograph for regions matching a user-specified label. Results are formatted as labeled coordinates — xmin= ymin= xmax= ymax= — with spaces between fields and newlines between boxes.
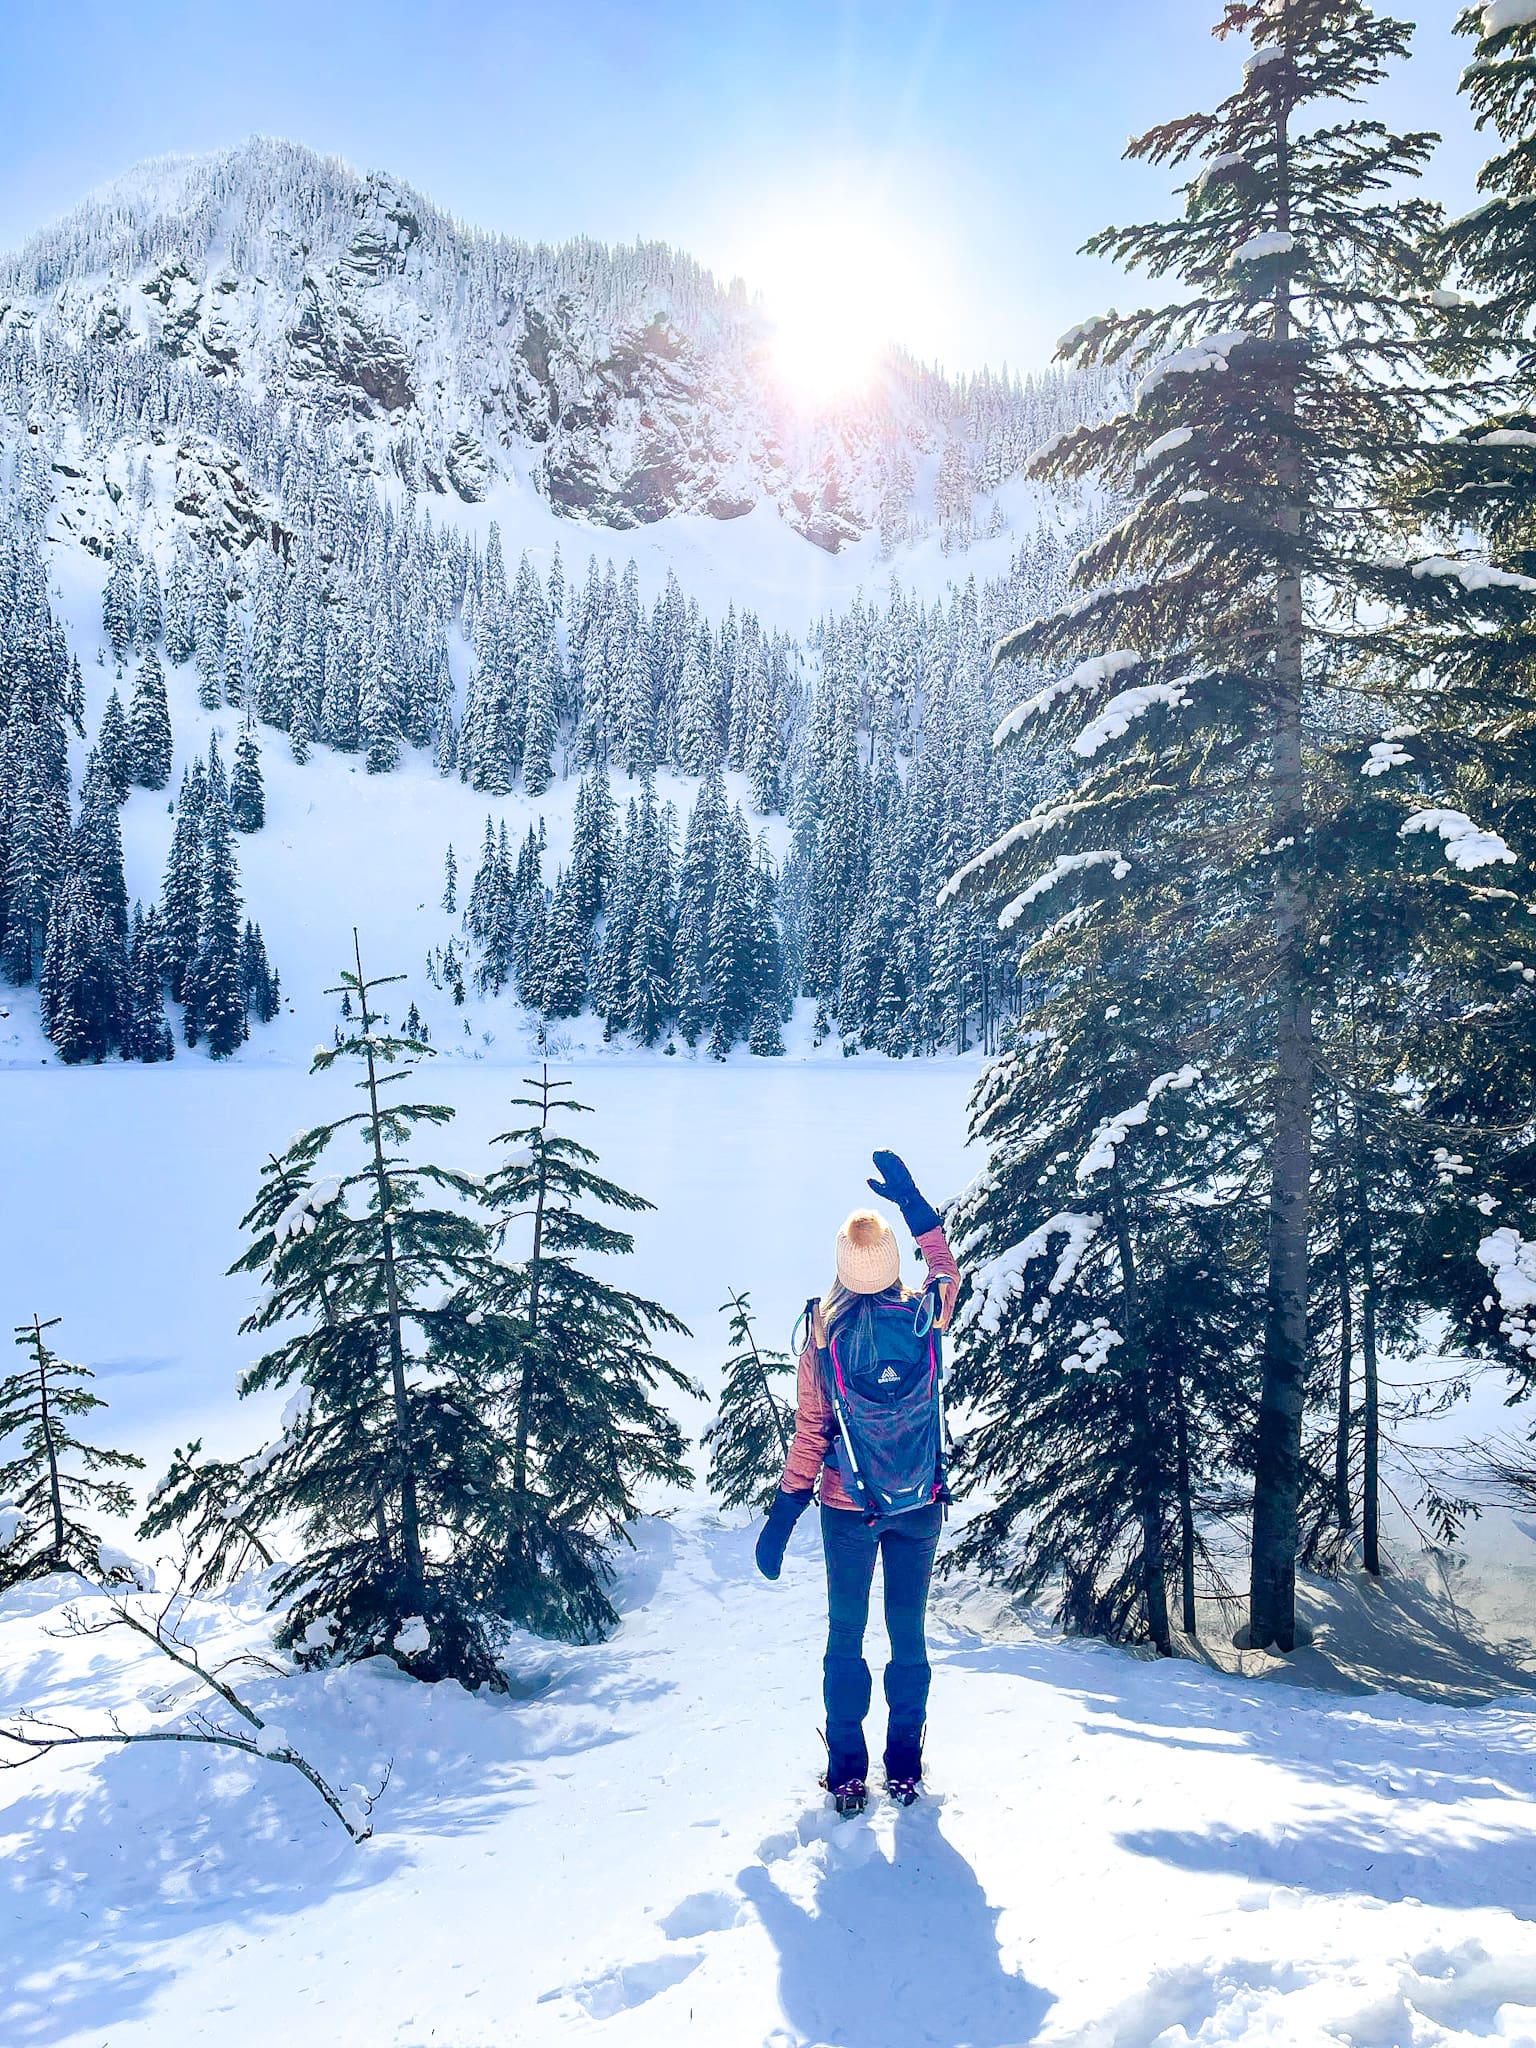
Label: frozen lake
xmin=1 ymin=1058 xmax=980 ymax=1483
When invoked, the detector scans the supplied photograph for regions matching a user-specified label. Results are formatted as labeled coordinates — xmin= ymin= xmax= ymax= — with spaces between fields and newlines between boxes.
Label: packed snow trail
xmin=6 ymin=1507 xmax=1536 ymax=2047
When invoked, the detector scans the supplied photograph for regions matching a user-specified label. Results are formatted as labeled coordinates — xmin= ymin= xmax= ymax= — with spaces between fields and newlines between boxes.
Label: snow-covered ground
xmin=6 ymin=1060 xmax=1536 ymax=2047
xmin=9 ymin=1510 xmax=1536 ymax=2048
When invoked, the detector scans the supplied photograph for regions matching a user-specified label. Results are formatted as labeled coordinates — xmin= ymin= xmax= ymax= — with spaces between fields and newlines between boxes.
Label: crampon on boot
xmin=883 ymin=1735 xmax=924 ymax=1806
xmin=820 ymin=1772 xmax=868 ymax=1818
xmin=819 ymin=1706 xmax=870 ymax=1820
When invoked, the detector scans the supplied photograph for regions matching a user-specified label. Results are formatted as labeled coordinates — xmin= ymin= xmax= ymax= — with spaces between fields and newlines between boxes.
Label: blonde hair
xmin=819 ymin=1275 xmax=909 ymax=1341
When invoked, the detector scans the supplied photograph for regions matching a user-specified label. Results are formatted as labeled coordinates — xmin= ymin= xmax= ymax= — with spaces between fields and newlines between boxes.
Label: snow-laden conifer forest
xmin=6 ymin=4 xmax=1536 ymax=2042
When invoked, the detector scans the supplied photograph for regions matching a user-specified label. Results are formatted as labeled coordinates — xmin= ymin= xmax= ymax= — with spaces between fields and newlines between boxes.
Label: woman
xmin=754 ymin=1150 xmax=961 ymax=1813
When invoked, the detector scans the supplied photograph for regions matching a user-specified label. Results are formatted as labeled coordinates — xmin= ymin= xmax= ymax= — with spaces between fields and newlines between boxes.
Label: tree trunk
xmin=1109 ymin=1175 xmax=1171 ymax=1655
xmin=36 ymin=1324 xmax=66 ymax=1562
xmin=355 ymin=936 xmax=426 ymax=1608
xmin=1249 ymin=82 xmax=1313 ymax=1658
xmin=513 ymin=1073 xmax=552 ymax=1496
xmin=1172 ymin=1371 xmax=1198 ymax=1638
xmin=1333 ymin=1138 xmax=1355 ymax=1536
xmin=1353 ymin=1131 xmax=1382 ymax=1577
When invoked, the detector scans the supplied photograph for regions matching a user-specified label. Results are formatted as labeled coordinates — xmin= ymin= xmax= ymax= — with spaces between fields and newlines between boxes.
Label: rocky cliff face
xmin=1 ymin=142 xmax=978 ymax=552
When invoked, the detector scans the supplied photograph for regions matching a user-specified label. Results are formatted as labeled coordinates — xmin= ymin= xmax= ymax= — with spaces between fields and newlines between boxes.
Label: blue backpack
xmin=803 ymin=1281 xmax=951 ymax=1518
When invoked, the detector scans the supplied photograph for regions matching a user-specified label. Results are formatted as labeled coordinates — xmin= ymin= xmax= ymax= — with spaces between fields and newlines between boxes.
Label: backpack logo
xmin=877 ymin=1366 xmax=900 ymax=1385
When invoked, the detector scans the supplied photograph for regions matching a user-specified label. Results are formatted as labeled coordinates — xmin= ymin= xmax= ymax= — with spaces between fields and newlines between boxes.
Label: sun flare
xmin=734 ymin=191 xmax=920 ymax=408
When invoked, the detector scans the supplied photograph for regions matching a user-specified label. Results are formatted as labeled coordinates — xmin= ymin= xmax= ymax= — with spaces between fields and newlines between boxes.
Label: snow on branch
xmin=1362 ymin=740 xmax=1413 ymax=776
xmin=960 ymin=1214 xmax=1102 ymax=1335
xmin=1244 ymin=45 xmax=1289 ymax=78
xmin=1229 ymin=231 xmax=1298 ymax=267
xmin=993 ymin=651 xmax=1141 ymax=749
xmin=273 ymin=1177 xmax=344 ymax=1244
xmin=1478 ymin=1227 xmax=1536 ymax=1358
xmin=1062 ymin=1321 xmax=1124 ymax=1375
xmin=1056 ymin=314 xmax=1114 ymax=357
xmin=1073 ymin=681 xmax=1190 ymax=758
xmin=1483 ymin=0 xmax=1536 ymax=34
xmin=1135 ymin=427 xmax=1192 ymax=473
xmin=1135 ymin=332 xmax=1251 ymax=410
xmin=1459 ymin=428 xmax=1536 ymax=447
xmin=937 ymin=802 xmax=1090 ymax=908
xmin=1400 ymin=809 xmax=1516 ymax=871
xmin=1195 ymin=152 xmax=1248 ymax=196
xmin=1075 ymin=1068 xmax=1202 ymax=1186
xmin=998 ymin=852 xmax=1131 ymax=930
xmin=1409 ymin=555 xmax=1536 ymax=594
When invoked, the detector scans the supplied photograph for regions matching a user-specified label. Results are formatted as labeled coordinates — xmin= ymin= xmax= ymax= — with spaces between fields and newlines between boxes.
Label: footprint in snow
xmin=658 ymin=1889 xmax=743 ymax=1940
xmin=547 ymin=1950 xmax=703 ymax=2020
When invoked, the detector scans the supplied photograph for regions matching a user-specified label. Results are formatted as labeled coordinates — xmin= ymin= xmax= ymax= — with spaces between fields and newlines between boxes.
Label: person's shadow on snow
xmin=738 ymin=1801 xmax=1052 ymax=2048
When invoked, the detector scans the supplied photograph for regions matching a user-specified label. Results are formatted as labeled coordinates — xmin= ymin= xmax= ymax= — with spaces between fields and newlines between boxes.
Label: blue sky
xmin=0 ymin=1 xmax=1487 ymax=374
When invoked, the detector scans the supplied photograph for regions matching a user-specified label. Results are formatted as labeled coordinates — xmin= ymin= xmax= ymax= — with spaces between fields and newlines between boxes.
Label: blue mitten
xmin=868 ymin=1150 xmax=942 ymax=1237
xmin=755 ymin=1488 xmax=813 ymax=1580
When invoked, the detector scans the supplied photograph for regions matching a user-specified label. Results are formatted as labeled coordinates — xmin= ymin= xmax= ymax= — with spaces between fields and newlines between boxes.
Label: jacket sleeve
xmin=779 ymin=1324 xmax=832 ymax=1496
xmin=915 ymin=1223 xmax=963 ymax=1331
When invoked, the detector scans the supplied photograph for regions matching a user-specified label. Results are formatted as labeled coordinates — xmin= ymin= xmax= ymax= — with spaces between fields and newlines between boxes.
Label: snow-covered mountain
xmin=0 ymin=137 xmax=1110 ymax=1080
xmin=0 ymin=138 xmax=1097 ymax=553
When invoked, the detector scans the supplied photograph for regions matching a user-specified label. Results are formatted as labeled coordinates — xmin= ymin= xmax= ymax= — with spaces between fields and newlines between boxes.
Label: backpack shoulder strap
xmin=912 ymin=1273 xmax=946 ymax=1340
xmin=793 ymin=1297 xmax=825 ymax=1358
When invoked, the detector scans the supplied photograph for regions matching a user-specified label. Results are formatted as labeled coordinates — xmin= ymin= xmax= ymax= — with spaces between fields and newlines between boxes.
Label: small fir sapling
xmin=460 ymin=1067 xmax=698 ymax=1642
xmin=0 ymin=1316 xmax=143 ymax=1589
xmin=702 ymin=1290 xmax=795 ymax=1512
xmin=225 ymin=942 xmax=513 ymax=1687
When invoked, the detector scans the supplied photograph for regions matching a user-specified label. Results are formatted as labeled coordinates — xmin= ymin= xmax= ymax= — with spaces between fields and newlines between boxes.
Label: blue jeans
xmin=821 ymin=1499 xmax=942 ymax=1781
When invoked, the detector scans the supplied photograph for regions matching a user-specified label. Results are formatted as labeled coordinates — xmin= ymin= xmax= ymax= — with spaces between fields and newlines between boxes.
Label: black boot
xmin=883 ymin=1731 xmax=924 ymax=1805
xmin=884 ymin=1659 xmax=930 ymax=1804
xmin=822 ymin=1654 xmax=871 ymax=1815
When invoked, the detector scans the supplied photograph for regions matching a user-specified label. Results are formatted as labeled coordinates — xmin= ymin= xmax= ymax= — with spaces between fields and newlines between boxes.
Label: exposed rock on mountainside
xmin=1 ymin=140 xmax=1101 ymax=551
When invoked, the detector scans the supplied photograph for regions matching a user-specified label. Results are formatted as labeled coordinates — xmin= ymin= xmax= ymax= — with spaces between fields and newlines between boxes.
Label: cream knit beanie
xmin=836 ymin=1209 xmax=901 ymax=1295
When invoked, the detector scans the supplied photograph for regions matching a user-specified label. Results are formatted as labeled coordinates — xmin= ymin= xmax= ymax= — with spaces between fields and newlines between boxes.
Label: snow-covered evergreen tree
xmin=239 ymin=920 xmax=280 ymax=1024
xmin=125 ymin=903 xmax=175 ymax=1062
xmin=229 ymin=954 xmax=511 ymax=1686
xmin=129 ymin=651 xmax=173 ymax=791
xmin=40 ymin=857 xmax=125 ymax=1064
xmin=102 ymin=550 xmax=139 ymax=668
xmin=186 ymin=780 xmax=247 ymax=1056
xmin=0 ymin=1315 xmax=142 ymax=1589
xmin=96 ymin=689 xmax=133 ymax=805
xmin=462 ymin=1069 xmax=696 ymax=1639
xmin=229 ymin=721 xmax=265 ymax=833
xmin=158 ymin=762 xmax=207 ymax=1004
xmin=953 ymin=0 xmax=1522 ymax=1654
xmin=137 ymin=557 xmax=163 ymax=651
